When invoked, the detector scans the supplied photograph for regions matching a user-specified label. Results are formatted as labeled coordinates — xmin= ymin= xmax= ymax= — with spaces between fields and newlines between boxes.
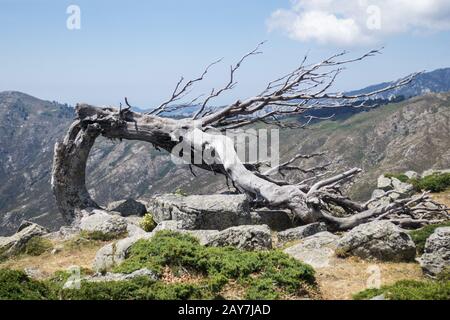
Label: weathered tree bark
xmin=51 ymin=48 xmax=448 ymax=230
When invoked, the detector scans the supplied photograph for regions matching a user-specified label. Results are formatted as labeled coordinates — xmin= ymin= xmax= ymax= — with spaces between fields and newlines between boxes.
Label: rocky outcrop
xmin=0 ymin=221 xmax=48 ymax=258
xmin=277 ymin=223 xmax=327 ymax=244
xmin=419 ymin=227 xmax=450 ymax=277
xmin=283 ymin=232 xmax=339 ymax=269
xmin=205 ymin=225 xmax=272 ymax=250
xmin=107 ymin=199 xmax=147 ymax=217
xmin=79 ymin=210 xmax=128 ymax=238
xmin=336 ymin=221 xmax=416 ymax=261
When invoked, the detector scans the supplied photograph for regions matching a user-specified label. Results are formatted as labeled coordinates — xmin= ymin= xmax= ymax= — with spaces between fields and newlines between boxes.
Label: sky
xmin=1 ymin=0 xmax=450 ymax=108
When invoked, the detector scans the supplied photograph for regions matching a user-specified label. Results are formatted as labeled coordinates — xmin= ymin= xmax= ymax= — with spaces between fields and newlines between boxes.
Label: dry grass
xmin=431 ymin=190 xmax=450 ymax=208
xmin=0 ymin=238 xmax=110 ymax=279
xmin=315 ymin=256 xmax=424 ymax=300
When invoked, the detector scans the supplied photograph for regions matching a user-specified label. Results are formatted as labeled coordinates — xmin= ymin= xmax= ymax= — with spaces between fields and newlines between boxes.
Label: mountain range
xmin=0 ymin=67 xmax=449 ymax=235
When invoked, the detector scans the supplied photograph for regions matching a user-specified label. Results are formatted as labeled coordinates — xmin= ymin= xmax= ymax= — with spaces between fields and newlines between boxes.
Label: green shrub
xmin=353 ymin=279 xmax=450 ymax=300
xmin=409 ymin=222 xmax=450 ymax=254
xmin=140 ymin=213 xmax=157 ymax=232
xmin=411 ymin=173 xmax=450 ymax=193
xmin=114 ymin=231 xmax=316 ymax=299
xmin=24 ymin=237 xmax=53 ymax=256
xmin=0 ymin=269 xmax=55 ymax=300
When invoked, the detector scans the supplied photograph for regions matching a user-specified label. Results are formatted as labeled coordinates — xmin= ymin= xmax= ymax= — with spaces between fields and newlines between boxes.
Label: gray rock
xmin=107 ymin=199 xmax=147 ymax=217
xmin=404 ymin=171 xmax=419 ymax=179
xmin=44 ymin=226 xmax=80 ymax=241
xmin=93 ymin=233 xmax=153 ymax=272
xmin=370 ymin=294 xmax=386 ymax=300
xmin=377 ymin=175 xmax=392 ymax=190
xmin=249 ymin=210 xmax=295 ymax=231
xmin=205 ymin=225 xmax=272 ymax=250
xmin=0 ymin=222 xmax=48 ymax=257
xmin=337 ymin=221 xmax=416 ymax=262
xmin=278 ymin=223 xmax=327 ymax=244
xmin=419 ymin=227 xmax=450 ymax=277
xmin=24 ymin=267 xmax=44 ymax=280
xmin=87 ymin=268 xmax=158 ymax=282
xmin=283 ymin=232 xmax=339 ymax=269
xmin=184 ymin=230 xmax=220 ymax=245
xmin=391 ymin=178 xmax=414 ymax=196
xmin=79 ymin=210 xmax=128 ymax=237
xmin=368 ymin=189 xmax=392 ymax=209
xmin=153 ymin=220 xmax=183 ymax=232
xmin=148 ymin=194 xmax=253 ymax=230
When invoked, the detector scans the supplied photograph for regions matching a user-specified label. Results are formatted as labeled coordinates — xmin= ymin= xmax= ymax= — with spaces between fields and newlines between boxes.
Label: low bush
xmin=353 ymin=279 xmax=450 ymax=300
xmin=0 ymin=269 xmax=55 ymax=300
xmin=24 ymin=237 xmax=53 ymax=256
xmin=114 ymin=231 xmax=316 ymax=299
xmin=410 ymin=173 xmax=450 ymax=193
xmin=384 ymin=173 xmax=410 ymax=183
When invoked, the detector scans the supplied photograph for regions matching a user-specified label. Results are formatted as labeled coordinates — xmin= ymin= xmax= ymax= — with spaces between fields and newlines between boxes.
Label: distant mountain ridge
xmin=348 ymin=68 xmax=450 ymax=99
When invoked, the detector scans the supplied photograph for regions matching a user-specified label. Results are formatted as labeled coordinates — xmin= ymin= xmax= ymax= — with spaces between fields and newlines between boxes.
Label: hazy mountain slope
xmin=279 ymin=92 xmax=450 ymax=199
xmin=0 ymin=92 xmax=74 ymax=233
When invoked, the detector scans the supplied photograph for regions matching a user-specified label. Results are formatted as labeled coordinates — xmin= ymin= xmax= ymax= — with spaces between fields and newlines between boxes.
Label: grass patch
xmin=24 ymin=237 xmax=53 ymax=256
xmin=353 ymin=279 xmax=450 ymax=300
xmin=409 ymin=222 xmax=450 ymax=254
xmin=385 ymin=173 xmax=410 ymax=183
xmin=79 ymin=230 xmax=127 ymax=241
xmin=114 ymin=231 xmax=316 ymax=299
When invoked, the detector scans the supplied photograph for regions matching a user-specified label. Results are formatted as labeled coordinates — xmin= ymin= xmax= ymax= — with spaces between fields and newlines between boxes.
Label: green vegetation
xmin=140 ymin=213 xmax=157 ymax=232
xmin=383 ymin=172 xmax=450 ymax=193
xmin=0 ymin=269 xmax=55 ymax=300
xmin=174 ymin=188 xmax=188 ymax=196
xmin=114 ymin=231 xmax=316 ymax=299
xmin=353 ymin=279 xmax=450 ymax=300
xmin=410 ymin=173 xmax=450 ymax=193
xmin=0 ymin=231 xmax=316 ymax=300
xmin=24 ymin=237 xmax=53 ymax=256
xmin=409 ymin=222 xmax=450 ymax=254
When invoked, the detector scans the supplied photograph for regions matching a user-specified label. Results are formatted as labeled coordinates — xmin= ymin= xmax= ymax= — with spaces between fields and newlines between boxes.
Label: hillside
xmin=0 ymin=90 xmax=450 ymax=235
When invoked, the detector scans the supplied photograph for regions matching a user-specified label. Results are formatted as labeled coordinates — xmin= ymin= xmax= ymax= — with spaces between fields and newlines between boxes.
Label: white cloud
xmin=268 ymin=0 xmax=450 ymax=46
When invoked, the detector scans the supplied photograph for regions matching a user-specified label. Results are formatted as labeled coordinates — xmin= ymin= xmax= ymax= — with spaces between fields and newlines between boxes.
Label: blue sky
xmin=1 ymin=0 xmax=450 ymax=108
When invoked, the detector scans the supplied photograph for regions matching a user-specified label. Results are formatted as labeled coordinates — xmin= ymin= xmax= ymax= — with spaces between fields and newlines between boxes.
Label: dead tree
xmin=52 ymin=44 xmax=449 ymax=230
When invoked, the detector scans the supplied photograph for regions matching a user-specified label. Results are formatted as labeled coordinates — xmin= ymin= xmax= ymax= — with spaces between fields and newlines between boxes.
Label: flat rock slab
xmin=148 ymin=194 xmax=295 ymax=231
xmin=149 ymin=194 xmax=251 ymax=230
xmin=283 ymin=232 xmax=339 ymax=269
